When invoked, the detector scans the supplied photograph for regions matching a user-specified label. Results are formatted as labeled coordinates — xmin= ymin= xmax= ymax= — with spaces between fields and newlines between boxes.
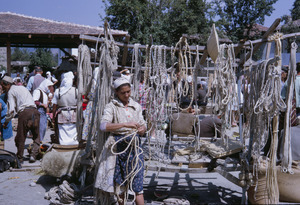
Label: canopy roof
xmin=0 ymin=12 xmax=128 ymax=48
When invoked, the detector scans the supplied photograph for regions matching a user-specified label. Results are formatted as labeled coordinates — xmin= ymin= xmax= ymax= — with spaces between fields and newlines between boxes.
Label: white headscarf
xmin=46 ymin=71 xmax=51 ymax=79
xmin=60 ymin=71 xmax=74 ymax=96
xmin=113 ymin=77 xmax=130 ymax=89
xmin=38 ymin=79 xmax=53 ymax=93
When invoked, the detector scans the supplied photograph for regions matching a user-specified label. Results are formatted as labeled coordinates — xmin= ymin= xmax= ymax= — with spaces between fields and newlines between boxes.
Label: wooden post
xmin=6 ymin=41 xmax=11 ymax=75
xmin=121 ymin=34 xmax=130 ymax=69
xmin=239 ymin=18 xmax=281 ymax=66
xmin=265 ymin=42 xmax=272 ymax=59
xmin=199 ymin=49 xmax=208 ymax=65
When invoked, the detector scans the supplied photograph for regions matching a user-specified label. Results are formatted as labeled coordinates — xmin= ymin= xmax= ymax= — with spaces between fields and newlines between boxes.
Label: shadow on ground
xmin=36 ymin=175 xmax=59 ymax=192
xmin=144 ymin=173 xmax=242 ymax=205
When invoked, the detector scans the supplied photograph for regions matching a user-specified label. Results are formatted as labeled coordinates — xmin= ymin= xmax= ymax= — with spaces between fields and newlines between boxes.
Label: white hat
xmin=120 ymin=69 xmax=130 ymax=74
xmin=2 ymin=76 xmax=14 ymax=84
xmin=187 ymin=75 xmax=193 ymax=83
xmin=46 ymin=71 xmax=51 ymax=76
xmin=113 ymin=77 xmax=130 ymax=89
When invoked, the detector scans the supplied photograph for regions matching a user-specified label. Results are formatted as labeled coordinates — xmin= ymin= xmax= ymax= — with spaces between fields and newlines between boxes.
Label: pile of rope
xmin=45 ymin=180 xmax=80 ymax=204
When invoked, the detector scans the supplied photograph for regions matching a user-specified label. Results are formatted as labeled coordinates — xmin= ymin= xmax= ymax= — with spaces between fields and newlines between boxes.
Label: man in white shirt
xmin=1 ymin=76 xmax=40 ymax=163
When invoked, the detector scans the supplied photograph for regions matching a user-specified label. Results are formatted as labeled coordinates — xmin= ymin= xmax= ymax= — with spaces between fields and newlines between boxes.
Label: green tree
xmin=291 ymin=0 xmax=300 ymax=20
xmin=280 ymin=0 xmax=300 ymax=51
xmin=11 ymin=47 xmax=30 ymax=61
xmin=214 ymin=0 xmax=278 ymax=43
xmin=162 ymin=0 xmax=212 ymax=45
xmin=102 ymin=0 xmax=213 ymax=46
xmin=29 ymin=48 xmax=58 ymax=70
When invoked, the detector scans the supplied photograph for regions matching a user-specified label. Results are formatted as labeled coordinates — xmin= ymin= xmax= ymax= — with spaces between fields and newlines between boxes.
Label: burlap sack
xmin=277 ymin=164 xmax=300 ymax=203
xmin=41 ymin=150 xmax=83 ymax=178
xmin=247 ymin=161 xmax=272 ymax=204
xmin=171 ymin=113 xmax=198 ymax=136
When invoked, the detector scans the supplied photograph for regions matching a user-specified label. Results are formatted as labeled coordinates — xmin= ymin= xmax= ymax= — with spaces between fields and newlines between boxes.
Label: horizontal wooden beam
xmin=238 ymin=18 xmax=281 ymax=65
xmin=80 ymin=34 xmax=206 ymax=52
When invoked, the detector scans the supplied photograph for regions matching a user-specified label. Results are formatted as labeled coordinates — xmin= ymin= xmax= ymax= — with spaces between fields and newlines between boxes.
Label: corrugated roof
xmin=0 ymin=12 xmax=128 ymax=36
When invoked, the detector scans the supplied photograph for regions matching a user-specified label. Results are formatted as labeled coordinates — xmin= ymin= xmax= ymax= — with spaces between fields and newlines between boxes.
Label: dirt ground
xmin=0 ymin=121 xmax=243 ymax=205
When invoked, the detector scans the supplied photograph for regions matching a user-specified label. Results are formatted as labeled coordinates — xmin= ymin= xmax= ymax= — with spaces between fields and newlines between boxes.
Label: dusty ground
xmin=0 ymin=120 xmax=243 ymax=205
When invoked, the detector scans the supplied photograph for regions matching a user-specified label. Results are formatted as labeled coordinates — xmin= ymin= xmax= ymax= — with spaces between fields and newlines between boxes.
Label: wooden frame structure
xmin=79 ymin=18 xmax=300 ymax=203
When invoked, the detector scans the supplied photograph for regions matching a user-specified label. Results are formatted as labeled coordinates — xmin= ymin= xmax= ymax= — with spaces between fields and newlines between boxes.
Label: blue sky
xmin=0 ymin=0 xmax=295 ymax=28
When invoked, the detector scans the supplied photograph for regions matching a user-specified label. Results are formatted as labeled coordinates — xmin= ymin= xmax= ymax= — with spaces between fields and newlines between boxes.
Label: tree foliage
xmin=102 ymin=0 xmax=213 ymax=46
xmin=102 ymin=0 xmax=279 ymax=45
xmin=291 ymin=0 xmax=300 ymax=20
xmin=280 ymin=0 xmax=300 ymax=51
xmin=11 ymin=47 xmax=30 ymax=61
xmin=212 ymin=0 xmax=277 ymax=43
xmin=280 ymin=0 xmax=300 ymax=34
xmin=29 ymin=48 xmax=58 ymax=70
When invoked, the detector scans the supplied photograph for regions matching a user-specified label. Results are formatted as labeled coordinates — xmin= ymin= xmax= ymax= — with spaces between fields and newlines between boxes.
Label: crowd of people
xmin=0 ymin=66 xmax=78 ymax=163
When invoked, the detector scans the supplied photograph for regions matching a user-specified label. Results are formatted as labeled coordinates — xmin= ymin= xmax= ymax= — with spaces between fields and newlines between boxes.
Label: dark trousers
xmin=15 ymin=107 xmax=40 ymax=160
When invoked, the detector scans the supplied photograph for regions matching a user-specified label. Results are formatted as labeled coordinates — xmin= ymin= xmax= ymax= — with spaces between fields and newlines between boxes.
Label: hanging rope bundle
xmin=281 ymin=41 xmax=298 ymax=174
xmin=170 ymin=37 xmax=195 ymax=111
xmin=78 ymin=22 xmax=120 ymax=204
xmin=131 ymin=43 xmax=142 ymax=101
xmin=144 ymin=45 xmax=170 ymax=164
xmin=241 ymin=33 xmax=285 ymax=204
xmin=77 ymin=44 xmax=93 ymax=141
xmin=210 ymin=43 xmax=238 ymax=146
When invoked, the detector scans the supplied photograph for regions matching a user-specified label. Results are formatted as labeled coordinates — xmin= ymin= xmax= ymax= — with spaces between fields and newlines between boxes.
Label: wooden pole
xmin=121 ymin=34 xmax=131 ymax=69
xmin=6 ymin=41 xmax=11 ymax=75
xmin=239 ymin=18 xmax=281 ymax=65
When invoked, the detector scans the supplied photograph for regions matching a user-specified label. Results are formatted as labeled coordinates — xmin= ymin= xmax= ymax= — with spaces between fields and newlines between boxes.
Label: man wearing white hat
xmin=95 ymin=77 xmax=146 ymax=205
xmin=1 ymin=76 xmax=40 ymax=163
xmin=120 ymin=69 xmax=132 ymax=82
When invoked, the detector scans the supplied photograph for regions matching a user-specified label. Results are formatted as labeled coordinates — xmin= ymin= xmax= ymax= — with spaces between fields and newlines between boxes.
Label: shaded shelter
xmin=0 ymin=12 xmax=128 ymax=74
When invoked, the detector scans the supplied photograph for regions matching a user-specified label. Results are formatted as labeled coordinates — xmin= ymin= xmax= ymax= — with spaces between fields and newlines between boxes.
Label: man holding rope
xmin=99 ymin=77 xmax=146 ymax=205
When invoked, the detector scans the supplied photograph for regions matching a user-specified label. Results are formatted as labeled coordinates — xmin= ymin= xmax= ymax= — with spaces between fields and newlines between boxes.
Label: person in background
xmin=46 ymin=71 xmax=58 ymax=86
xmin=281 ymin=66 xmax=288 ymax=89
xmin=98 ymin=77 xmax=146 ymax=205
xmin=120 ymin=69 xmax=132 ymax=82
xmin=0 ymin=97 xmax=13 ymax=149
xmin=32 ymin=79 xmax=54 ymax=142
xmin=196 ymin=83 xmax=208 ymax=113
xmin=52 ymin=72 xmax=78 ymax=145
xmin=1 ymin=76 xmax=40 ymax=163
xmin=26 ymin=66 xmax=45 ymax=93
xmin=296 ymin=62 xmax=300 ymax=116
xmin=281 ymin=65 xmax=289 ymax=100
xmin=200 ymin=78 xmax=208 ymax=91
xmin=23 ymin=73 xmax=30 ymax=85
xmin=13 ymin=77 xmax=23 ymax=86
xmin=13 ymin=73 xmax=23 ymax=86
